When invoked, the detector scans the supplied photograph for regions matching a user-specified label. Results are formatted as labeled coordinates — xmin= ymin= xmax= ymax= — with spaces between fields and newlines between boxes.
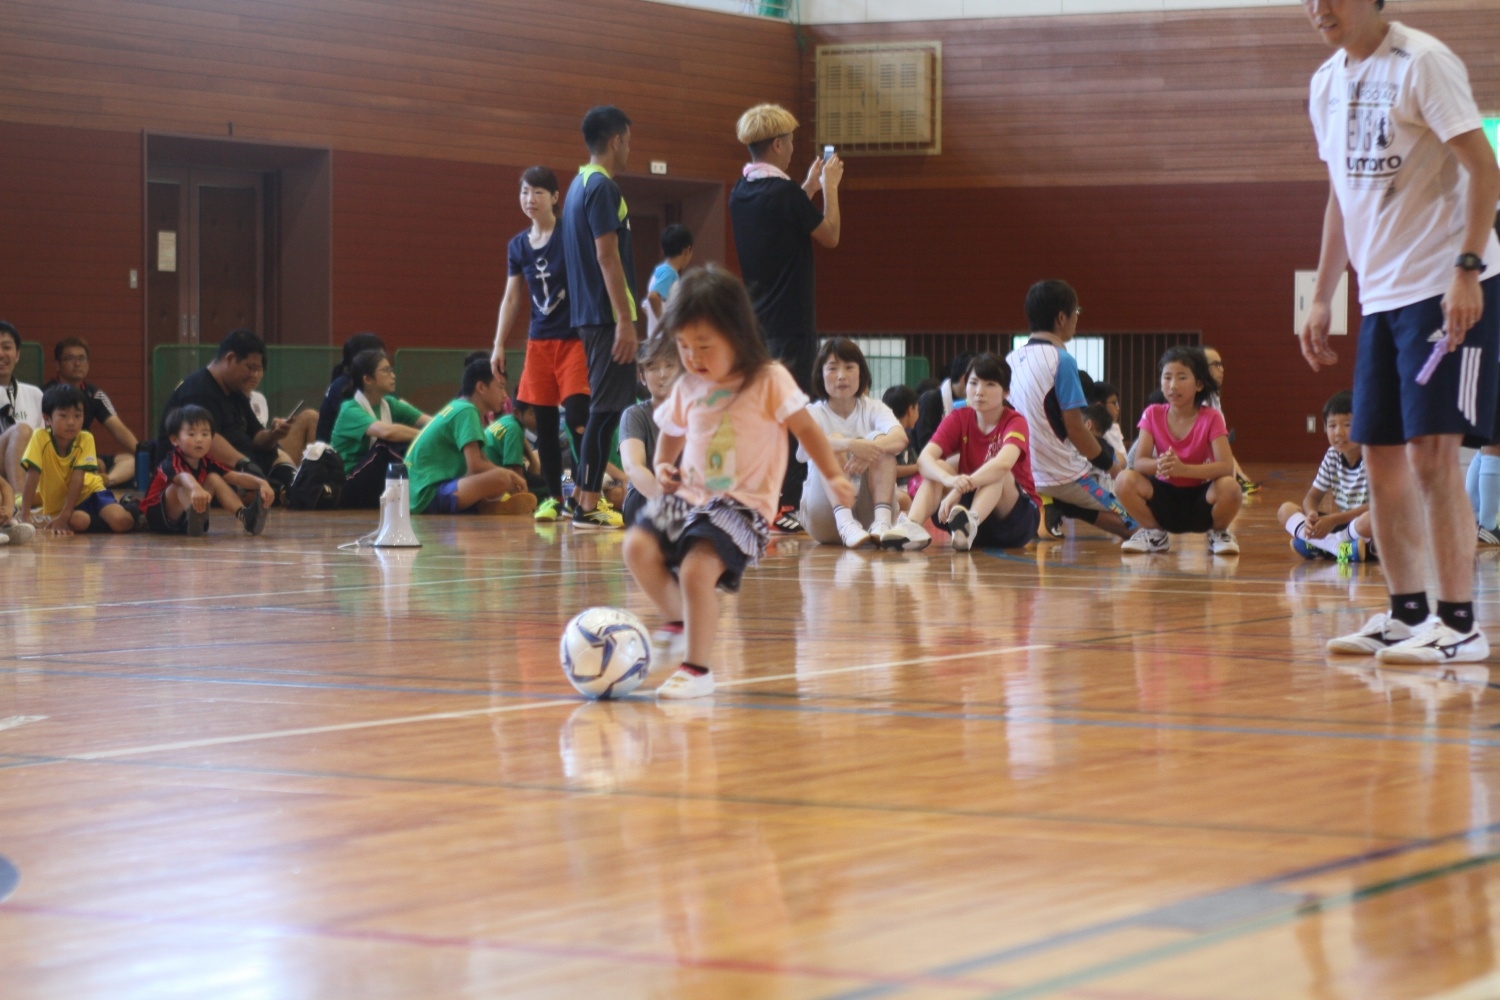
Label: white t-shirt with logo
xmin=1309 ymin=21 xmax=1500 ymax=313
xmin=797 ymin=396 xmax=902 ymax=462
xmin=0 ymin=381 xmax=43 ymax=433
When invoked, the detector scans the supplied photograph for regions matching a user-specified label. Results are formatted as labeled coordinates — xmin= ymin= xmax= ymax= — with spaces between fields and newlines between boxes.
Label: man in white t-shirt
xmin=1301 ymin=0 xmax=1500 ymax=664
xmin=1006 ymin=280 xmax=1133 ymax=541
xmin=0 ymin=322 xmax=44 ymax=493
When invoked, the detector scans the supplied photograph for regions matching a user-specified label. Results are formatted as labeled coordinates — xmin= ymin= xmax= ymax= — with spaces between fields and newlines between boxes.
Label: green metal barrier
xmin=151 ymin=345 xmax=341 ymax=433
xmin=867 ymin=355 xmax=930 ymax=400
xmin=16 ymin=342 xmax=44 ymax=386
xmin=391 ymin=348 xmax=525 ymax=417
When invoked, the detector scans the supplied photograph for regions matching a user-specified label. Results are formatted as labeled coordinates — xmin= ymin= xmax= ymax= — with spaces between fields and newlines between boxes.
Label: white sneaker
xmin=947 ymin=505 xmax=978 ymax=551
xmin=837 ymin=519 xmax=873 ymax=549
xmin=1376 ymin=621 xmax=1490 ymax=664
xmin=6 ymin=522 xmax=35 ymax=545
xmin=650 ymin=626 xmax=686 ymax=676
xmin=1207 ymin=529 xmax=1239 ymax=555
xmin=1326 ymin=612 xmax=1424 ymax=655
xmin=879 ymin=516 xmax=931 ymax=551
xmin=869 ymin=517 xmax=893 ymax=539
xmin=656 ymin=668 xmax=715 ymax=700
xmin=1121 ymin=528 xmax=1169 ymax=553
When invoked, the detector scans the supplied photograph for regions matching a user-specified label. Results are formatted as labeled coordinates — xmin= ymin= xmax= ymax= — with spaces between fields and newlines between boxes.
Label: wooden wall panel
xmin=815 ymin=181 xmax=1351 ymax=463
xmin=0 ymin=0 xmax=801 ymax=181
xmin=330 ymin=151 xmax=514 ymax=354
xmin=0 ymin=121 xmax=144 ymax=444
xmin=803 ymin=0 xmax=1500 ymax=188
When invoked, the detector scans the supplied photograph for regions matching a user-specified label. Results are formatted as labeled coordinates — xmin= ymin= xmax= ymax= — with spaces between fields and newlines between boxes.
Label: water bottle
xmin=135 ymin=442 xmax=153 ymax=493
xmin=561 ymin=470 xmax=575 ymax=502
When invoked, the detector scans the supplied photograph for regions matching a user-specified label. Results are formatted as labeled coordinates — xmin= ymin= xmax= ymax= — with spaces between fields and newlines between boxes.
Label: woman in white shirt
xmin=799 ymin=338 xmax=909 ymax=547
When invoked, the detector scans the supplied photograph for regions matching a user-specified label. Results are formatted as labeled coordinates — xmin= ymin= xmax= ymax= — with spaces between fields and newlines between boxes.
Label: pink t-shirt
xmin=1137 ymin=403 xmax=1228 ymax=487
xmin=653 ymin=362 xmax=810 ymax=522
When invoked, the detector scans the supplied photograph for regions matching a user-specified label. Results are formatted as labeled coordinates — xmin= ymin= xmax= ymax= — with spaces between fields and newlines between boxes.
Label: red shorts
xmin=517 ymin=338 xmax=590 ymax=408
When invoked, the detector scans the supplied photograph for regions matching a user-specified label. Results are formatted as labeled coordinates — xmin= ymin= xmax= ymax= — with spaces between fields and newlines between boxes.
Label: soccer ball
xmin=560 ymin=607 xmax=652 ymax=699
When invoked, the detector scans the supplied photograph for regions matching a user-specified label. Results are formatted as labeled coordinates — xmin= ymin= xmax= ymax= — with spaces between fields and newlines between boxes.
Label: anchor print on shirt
xmin=532 ymin=255 xmax=566 ymax=316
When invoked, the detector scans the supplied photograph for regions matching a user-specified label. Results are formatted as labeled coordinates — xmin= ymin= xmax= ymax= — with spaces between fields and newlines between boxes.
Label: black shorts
xmin=144 ymin=501 xmax=190 ymax=534
xmin=1146 ymin=479 xmax=1214 ymax=534
xmin=937 ymin=491 xmax=1040 ymax=549
xmin=577 ymin=324 xmax=639 ymax=412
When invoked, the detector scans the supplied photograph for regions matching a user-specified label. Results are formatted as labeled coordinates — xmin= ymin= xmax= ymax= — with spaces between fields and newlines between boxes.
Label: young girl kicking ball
xmin=800 ymin=337 xmax=909 ymax=548
xmin=623 ymin=266 xmax=854 ymax=700
xmin=1116 ymin=346 xmax=1241 ymax=555
xmin=878 ymin=353 xmax=1041 ymax=552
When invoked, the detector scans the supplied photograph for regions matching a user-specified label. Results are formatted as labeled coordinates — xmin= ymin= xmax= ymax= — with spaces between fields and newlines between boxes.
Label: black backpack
xmin=287 ymin=448 xmax=345 ymax=510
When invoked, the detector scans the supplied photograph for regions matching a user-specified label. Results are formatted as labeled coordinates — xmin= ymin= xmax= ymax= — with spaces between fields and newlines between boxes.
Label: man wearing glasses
xmin=156 ymin=328 xmax=299 ymax=505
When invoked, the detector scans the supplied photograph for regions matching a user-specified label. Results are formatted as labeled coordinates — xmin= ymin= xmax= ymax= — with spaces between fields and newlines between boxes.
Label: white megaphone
xmin=372 ymin=459 xmax=421 ymax=548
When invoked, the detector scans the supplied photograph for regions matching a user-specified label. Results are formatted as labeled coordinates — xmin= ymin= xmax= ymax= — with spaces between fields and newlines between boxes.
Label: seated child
xmin=140 ymin=405 xmax=272 ymax=535
xmin=330 ymin=348 xmax=431 ymax=508
xmin=800 ymin=337 xmax=908 ymax=547
xmin=620 ymin=344 xmax=681 ymax=525
xmin=478 ymin=379 xmax=540 ymax=515
xmin=1083 ymin=402 xmax=1125 ymax=494
xmin=1278 ymin=390 xmax=1372 ymax=561
xmin=881 ymin=383 xmax=920 ymax=514
xmin=1116 ymin=346 xmax=1241 ymax=555
xmin=879 ymin=353 xmax=1041 ymax=552
xmin=20 ymin=384 xmax=135 ymax=535
xmin=405 ymin=358 xmax=528 ymax=514
xmin=1089 ymin=380 xmax=1127 ymax=453
xmin=508 ymin=401 xmax=549 ymax=496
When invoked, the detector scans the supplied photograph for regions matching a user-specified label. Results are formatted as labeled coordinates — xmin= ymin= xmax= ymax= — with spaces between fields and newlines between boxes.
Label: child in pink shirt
xmin=623 ymin=266 xmax=853 ymax=700
xmin=1116 ymin=346 xmax=1242 ymax=555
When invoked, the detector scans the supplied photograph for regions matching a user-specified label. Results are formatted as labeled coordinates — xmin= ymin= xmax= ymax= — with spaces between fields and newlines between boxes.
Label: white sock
xmin=871 ymin=503 xmax=893 ymax=532
xmin=1289 ymin=513 xmax=1349 ymax=555
xmin=833 ymin=506 xmax=856 ymax=532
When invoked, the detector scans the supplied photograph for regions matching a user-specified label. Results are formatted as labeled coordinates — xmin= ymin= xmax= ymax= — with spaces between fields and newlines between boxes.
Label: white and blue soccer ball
xmin=560 ymin=607 xmax=652 ymax=699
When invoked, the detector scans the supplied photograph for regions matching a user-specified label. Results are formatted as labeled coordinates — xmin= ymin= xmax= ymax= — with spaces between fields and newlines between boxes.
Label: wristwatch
xmin=1457 ymin=252 xmax=1488 ymax=274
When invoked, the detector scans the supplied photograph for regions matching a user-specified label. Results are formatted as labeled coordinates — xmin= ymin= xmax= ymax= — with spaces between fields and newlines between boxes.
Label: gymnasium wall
xmin=803 ymin=0 xmax=1500 ymax=461
xmin=0 ymin=0 xmax=801 ymax=439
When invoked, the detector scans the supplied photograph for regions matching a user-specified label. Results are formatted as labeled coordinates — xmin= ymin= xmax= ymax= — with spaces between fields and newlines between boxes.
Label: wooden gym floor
xmin=3 ymin=462 xmax=1500 ymax=999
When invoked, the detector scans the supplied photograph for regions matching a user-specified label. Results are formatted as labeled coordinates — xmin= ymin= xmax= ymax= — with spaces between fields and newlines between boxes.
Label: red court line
xmin=0 ymin=900 xmax=1013 ymax=990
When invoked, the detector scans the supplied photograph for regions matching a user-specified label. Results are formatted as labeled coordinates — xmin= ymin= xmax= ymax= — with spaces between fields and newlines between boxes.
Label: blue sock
xmin=1467 ymin=451 xmax=1482 ymax=519
xmin=1480 ymin=454 xmax=1500 ymax=530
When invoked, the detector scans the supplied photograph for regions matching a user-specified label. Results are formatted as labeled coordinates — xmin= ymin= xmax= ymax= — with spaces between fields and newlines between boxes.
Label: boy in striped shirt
xmin=1279 ymin=390 xmax=1372 ymax=561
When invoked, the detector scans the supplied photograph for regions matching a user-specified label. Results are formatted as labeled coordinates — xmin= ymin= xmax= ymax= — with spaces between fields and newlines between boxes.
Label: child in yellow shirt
xmin=20 ymin=384 xmax=134 ymax=535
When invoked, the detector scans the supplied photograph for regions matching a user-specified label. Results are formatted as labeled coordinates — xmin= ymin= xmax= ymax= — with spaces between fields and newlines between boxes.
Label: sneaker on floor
xmin=1480 ymin=525 xmax=1500 ymax=547
xmin=1289 ymin=532 xmax=1332 ymax=561
xmin=1326 ymin=612 xmax=1425 ymax=655
xmin=879 ymin=516 xmax=932 ymax=551
xmin=572 ymin=503 xmax=624 ymax=529
xmin=1377 ymin=621 xmax=1490 ymax=664
xmin=1121 ymin=528 xmax=1169 ymax=553
xmin=947 ymin=505 xmax=978 ymax=551
xmin=186 ymin=505 xmax=210 ymax=537
xmin=772 ymin=508 xmax=805 ymax=534
xmin=534 ymin=497 xmax=562 ymax=522
xmin=650 ymin=626 xmax=687 ymax=676
xmin=3 ymin=521 xmax=35 ymax=545
xmin=656 ymin=667 xmax=715 ymax=700
xmin=837 ymin=519 xmax=873 ymax=548
xmin=1238 ymin=474 xmax=1260 ymax=495
xmin=237 ymin=495 xmax=269 ymax=536
xmin=1207 ymin=529 xmax=1239 ymax=555
xmin=477 ymin=492 xmax=538 ymax=516
xmin=1335 ymin=537 xmax=1372 ymax=563
xmin=1042 ymin=500 xmax=1065 ymax=540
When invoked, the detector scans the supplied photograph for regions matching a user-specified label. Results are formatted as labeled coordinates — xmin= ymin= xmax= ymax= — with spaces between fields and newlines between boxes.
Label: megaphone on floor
xmin=372 ymin=460 xmax=421 ymax=548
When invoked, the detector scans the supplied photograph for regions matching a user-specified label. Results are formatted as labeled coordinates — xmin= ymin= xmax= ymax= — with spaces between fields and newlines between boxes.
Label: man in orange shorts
xmin=491 ymin=165 xmax=591 ymax=521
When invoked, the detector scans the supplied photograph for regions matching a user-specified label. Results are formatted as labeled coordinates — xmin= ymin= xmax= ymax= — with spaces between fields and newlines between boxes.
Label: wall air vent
xmin=815 ymin=42 xmax=941 ymax=156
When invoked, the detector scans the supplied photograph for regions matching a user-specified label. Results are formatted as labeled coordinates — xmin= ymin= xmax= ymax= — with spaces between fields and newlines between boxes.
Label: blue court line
xmin=822 ymin=823 xmax=1500 ymax=1000
xmin=0 ymin=752 xmax=1392 ymax=843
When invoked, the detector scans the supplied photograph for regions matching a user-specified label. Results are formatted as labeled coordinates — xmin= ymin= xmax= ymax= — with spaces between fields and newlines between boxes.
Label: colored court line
xmin=69 ymin=697 xmax=580 ymax=760
xmin=0 ymin=899 xmax=1011 ymax=992
xmin=0 ymin=751 xmax=1408 ymax=844
xmin=823 ymin=820 xmax=1500 ymax=1000
xmin=0 ymin=855 xmax=16 ymax=904
xmin=716 ymin=644 xmax=1050 ymax=687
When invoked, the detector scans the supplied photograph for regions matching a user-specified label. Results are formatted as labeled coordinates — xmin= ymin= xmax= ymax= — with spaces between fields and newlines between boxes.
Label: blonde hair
xmin=736 ymin=104 xmax=799 ymax=147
